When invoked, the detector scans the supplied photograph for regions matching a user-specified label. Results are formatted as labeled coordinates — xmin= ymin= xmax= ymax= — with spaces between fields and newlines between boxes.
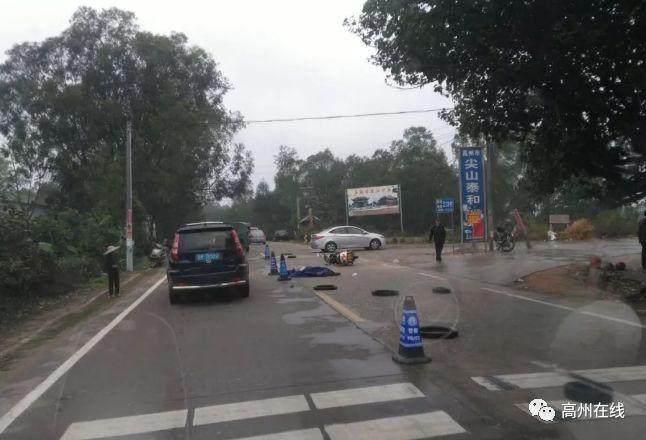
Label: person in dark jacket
xmin=429 ymin=219 xmax=447 ymax=262
xmin=639 ymin=211 xmax=646 ymax=270
xmin=104 ymin=245 xmax=120 ymax=297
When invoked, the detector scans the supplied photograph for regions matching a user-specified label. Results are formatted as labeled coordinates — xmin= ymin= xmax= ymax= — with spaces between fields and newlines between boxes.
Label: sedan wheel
xmin=369 ymin=239 xmax=381 ymax=250
xmin=325 ymin=241 xmax=337 ymax=252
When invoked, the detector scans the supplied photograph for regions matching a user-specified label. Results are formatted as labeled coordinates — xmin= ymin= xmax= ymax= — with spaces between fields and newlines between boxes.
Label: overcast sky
xmin=1 ymin=0 xmax=455 ymax=189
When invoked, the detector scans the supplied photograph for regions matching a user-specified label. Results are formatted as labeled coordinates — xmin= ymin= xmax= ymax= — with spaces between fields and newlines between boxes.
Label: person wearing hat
xmin=104 ymin=245 xmax=120 ymax=297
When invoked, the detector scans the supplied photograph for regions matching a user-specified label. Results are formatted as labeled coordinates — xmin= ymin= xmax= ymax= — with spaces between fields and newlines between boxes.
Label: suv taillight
xmin=231 ymin=230 xmax=245 ymax=257
xmin=170 ymin=233 xmax=180 ymax=262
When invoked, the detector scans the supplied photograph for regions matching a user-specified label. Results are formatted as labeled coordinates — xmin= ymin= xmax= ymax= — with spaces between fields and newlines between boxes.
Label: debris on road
xmin=372 ymin=289 xmax=398 ymax=297
xmin=420 ymin=326 xmax=459 ymax=339
xmin=432 ymin=287 xmax=451 ymax=294
xmin=563 ymin=381 xmax=613 ymax=404
xmin=313 ymin=284 xmax=338 ymax=291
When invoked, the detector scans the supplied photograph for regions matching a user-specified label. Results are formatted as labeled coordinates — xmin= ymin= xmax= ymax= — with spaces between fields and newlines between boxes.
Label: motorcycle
xmin=495 ymin=230 xmax=515 ymax=252
xmin=324 ymin=250 xmax=358 ymax=266
xmin=149 ymin=243 xmax=167 ymax=267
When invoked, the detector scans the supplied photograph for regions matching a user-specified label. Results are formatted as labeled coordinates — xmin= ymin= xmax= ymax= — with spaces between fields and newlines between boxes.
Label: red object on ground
xmin=513 ymin=208 xmax=526 ymax=232
xmin=590 ymin=255 xmax=602 ymax=268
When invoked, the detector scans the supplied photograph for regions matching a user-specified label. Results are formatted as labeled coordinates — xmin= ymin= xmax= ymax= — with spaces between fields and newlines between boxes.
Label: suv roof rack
xmin=178 ymin=221 xmax=232 ymax=230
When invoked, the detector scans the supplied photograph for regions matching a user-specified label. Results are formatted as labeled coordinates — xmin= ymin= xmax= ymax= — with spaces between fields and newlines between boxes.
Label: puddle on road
xmin=304 ymin=325 xmax=380 ymax=353
xmin=281 ymin=302 xmax=345 ymax=326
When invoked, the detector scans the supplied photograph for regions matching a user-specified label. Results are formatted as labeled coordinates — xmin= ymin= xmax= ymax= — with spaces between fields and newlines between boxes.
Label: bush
xmin=525 ymin=218 xmax=548 ymax=241
xmin=0 ymin=207 xmax=119 ymax=300
xmin=592 ymin=209 xmax=637 ymax=238
xmin=562 ymin=218 xmax=595 ymax=240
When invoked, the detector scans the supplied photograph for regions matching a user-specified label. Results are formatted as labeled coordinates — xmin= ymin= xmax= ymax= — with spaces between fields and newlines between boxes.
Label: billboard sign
xmin=549 ymin=214 xmax=570 ymax=224
xmin=435 ymin=198 xmax=454 ymax=214
xmin=459 ymin=147 xmax=486 ymax=241
xmin=347 ymin=185 xmax=400 ymax=217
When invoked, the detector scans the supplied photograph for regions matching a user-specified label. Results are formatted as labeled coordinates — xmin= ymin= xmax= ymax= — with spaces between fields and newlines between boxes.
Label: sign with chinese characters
xmin=399 ymin=308 xmax=423 ymax=348
xmin=528 ymin=398 xmax=625 ymax=422
xmin=561 ymin=402 xmax=625 ymax=420
xmin=435 ymin=198 xmax=454 ymax=214
xmin=347 ymin=185 xmax=400 ymax=217
xmin=549 ymin=214 xmax=570 ymax=224
xmin=459 ymin=147 xmax=486 ymax=241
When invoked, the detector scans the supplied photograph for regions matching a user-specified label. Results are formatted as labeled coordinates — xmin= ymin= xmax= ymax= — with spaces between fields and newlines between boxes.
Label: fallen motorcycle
xmin=324 ymin=250 xmax=358 ymax=266
xmin=149 ymin=243 xmax=167 ymax=267
xmin=495 ymin=230 xmax=515 ymax=252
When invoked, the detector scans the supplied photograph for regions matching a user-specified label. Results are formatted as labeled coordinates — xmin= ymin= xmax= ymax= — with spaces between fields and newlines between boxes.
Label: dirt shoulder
xmin=512 ymin=254 xmax=646 ymax=312
xmin=0 ymin=267 xmax=158 ymax=371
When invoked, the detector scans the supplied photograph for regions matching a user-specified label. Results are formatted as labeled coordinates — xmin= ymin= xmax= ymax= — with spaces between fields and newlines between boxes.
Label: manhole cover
xmin=372 ymin=289 xmax=399 ymax=297
xmin=432 ymin=287 xmax=451 ymax=294
xmin=314 ymin=284 xmax=337 ymax=291
xmin=419 ymin=326 xmax=459 ymax=339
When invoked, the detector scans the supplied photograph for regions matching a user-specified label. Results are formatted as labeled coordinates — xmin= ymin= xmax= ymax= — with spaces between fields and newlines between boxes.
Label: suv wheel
xmin=238 ymin=281 xmax=250 ymax=298
xmin=325 ymin=241 xmax=337 ymax=252
xmin=169 ymin=287 xmax=179 ymax=304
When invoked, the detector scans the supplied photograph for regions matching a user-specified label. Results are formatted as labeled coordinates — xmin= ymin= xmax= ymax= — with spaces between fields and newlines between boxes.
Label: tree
xmin=347 ymin=1 xmax=646 ymax=205
xmin=300 ymin=149 xmax=347 ymax=225
xmin=0 ymin=7 xmax=253 ymax=240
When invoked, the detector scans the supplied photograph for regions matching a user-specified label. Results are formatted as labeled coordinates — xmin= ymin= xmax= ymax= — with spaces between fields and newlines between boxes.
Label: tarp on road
xmin=287 ymin=266 xmax=340 ymax=277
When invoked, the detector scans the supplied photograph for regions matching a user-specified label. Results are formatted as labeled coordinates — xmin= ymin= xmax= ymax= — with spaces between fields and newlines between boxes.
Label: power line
xmin=237 ymin=107 xmax=454 ymax=124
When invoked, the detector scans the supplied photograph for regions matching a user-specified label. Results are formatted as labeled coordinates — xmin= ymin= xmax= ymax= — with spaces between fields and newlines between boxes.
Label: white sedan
xmin=310 ymin=226 xmax=386 ymax=252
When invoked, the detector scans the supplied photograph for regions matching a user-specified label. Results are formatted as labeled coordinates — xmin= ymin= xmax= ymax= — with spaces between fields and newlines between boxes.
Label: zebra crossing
xmin=472 ymin=364 xmax=646 ymax=423
xmin=59 ymin=382 xmax=468 ymax=440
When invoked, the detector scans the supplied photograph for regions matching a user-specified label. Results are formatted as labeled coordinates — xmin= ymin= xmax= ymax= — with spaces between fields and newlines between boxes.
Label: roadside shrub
xmin=592 ymin=209 xmax=636 ymax=238
xmin=525 ymin=218 xmax=548 ymax=241
xmin=562 ymin=218 xmax=595 ymax=240
xmin=0 ymin=207 xmax=118 ymax=300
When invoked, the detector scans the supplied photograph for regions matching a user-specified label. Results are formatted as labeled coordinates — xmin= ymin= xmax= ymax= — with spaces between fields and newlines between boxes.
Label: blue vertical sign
xmin=459 ymin=147 xmax=486 ymax=241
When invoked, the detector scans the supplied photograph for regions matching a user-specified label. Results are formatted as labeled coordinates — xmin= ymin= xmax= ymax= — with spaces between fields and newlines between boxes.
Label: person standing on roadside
xmin=104 ymin=245 xmax=120 ymax=297
xmin=639 ymin=210 xmax=646 ymax=271
xmin=429 ymin=219 xmax=447 ymax=262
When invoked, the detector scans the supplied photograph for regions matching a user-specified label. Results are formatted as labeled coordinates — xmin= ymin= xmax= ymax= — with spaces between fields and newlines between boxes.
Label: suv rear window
xmin=179 ymin=229 xmax=232 ymax=252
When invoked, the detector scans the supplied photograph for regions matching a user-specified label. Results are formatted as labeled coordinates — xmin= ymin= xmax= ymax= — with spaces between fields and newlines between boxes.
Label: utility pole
xmin=126 ymin=121 xmax=134 ymax=271
xmin=296 ymin=195 xmax=301 ymax=232
xmin=486 ymin=142 xmax=495 ymax=251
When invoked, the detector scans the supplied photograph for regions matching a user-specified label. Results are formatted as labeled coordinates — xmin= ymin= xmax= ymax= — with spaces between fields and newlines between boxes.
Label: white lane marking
xmin=381 ymin=263 xmax=401 ymax=269
xmin=480 ymin=287 xmax=646 ymax=328
xmin=193 ymin=395 xmax=309 ymax=426
xmin=470 ymin=377 xmax=503 ymax=391
xmin=472 ymin=365 xmax=646 ymax=390
xmin=417 ymin=272 xmax=447 ymax=281
xmin=325 ymin=411 xmax=466 ymax=440
xmin=311 ymin=383 xmax=424 ymax=409
xmin=60 ymin=409 xmax=186 ymax=440
xmin=233 ymin=428 xmax=323 ymax=440
xmin=0 ymin=275 xmax=167 ymax=435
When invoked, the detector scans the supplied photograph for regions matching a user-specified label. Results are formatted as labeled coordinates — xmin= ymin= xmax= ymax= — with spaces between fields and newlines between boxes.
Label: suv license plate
xmin=196 ymin=252 xmax=221 ymax=263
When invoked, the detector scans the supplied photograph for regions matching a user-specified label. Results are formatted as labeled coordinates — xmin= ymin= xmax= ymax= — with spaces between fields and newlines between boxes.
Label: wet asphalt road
xmin=1 ymin=239 xmax=646 ymax=439
xmin=0 ymin=247 xmax=486 ymax=440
